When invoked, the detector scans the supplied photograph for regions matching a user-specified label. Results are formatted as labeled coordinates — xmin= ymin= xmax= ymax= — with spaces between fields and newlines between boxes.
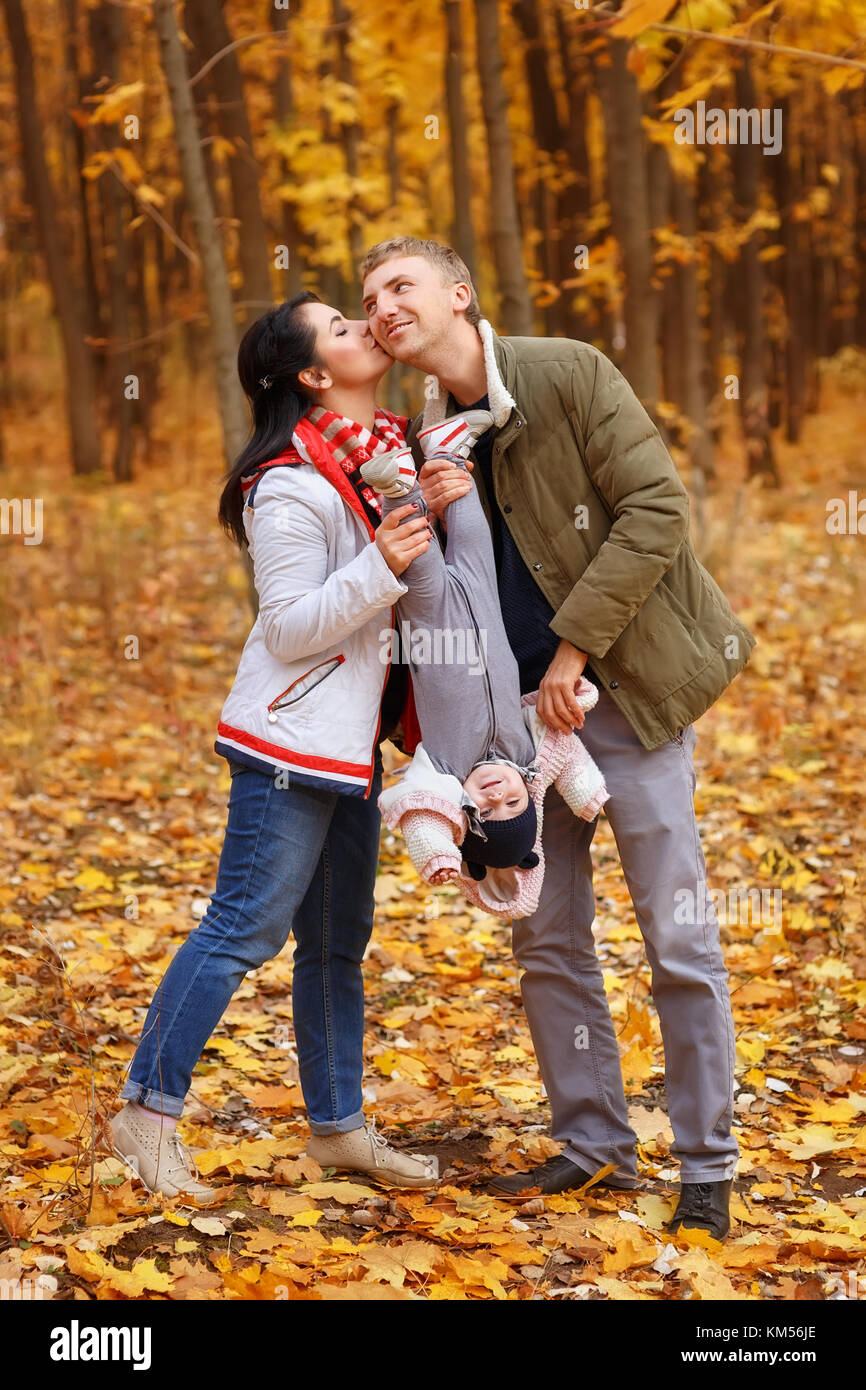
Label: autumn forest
xmin=0 ymin=0 xmax=864 ymax=1316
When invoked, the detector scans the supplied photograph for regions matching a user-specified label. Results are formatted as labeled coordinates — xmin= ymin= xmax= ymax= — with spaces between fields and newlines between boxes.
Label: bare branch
xmin=108 ymin=158 xmax=199 ymax=265
xmin=186 ymin=20 xmax=349 ymax=88
xmin=188 ymin=29 xmax=289 ymax=88
xmin=577 ymin=5 xmax=866 ymax=72
xmin=651 ymin=22 xmax=866 ymax=73
xmin=95 ymin=299 xmax=274 ymax=354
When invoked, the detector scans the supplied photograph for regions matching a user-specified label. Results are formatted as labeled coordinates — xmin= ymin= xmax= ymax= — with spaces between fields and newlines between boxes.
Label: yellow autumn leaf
xmin=775 ymin=1125 xmax=838 ymax=1160
xmin=89 ymin=81 xmax=144 ymax=124
xmin=611 ymin=0 xmax=679 ymax=39
xmin=195 ymin=1137 xmax=297 ymax=1176
xmin=736 ymin=1037 xmax=766 ymax=1066
xmin=620 ymin=1040 xmax=655 ymax=1084
xmin=72 ymin=866 xmax=114 ymax=891
xmin=290 ymin=1210 xmax=324 ymax=1227
xmin=676 ymin=1251 xmax=748 ymax=1300
xmin=802 ymin=1097 xmax=856 ymax=1123
xmin=359 ymin=1247 xmax=407 ymax=1288
xmin=67 ymin=1247 xmax=172 ymax=1295
xmin=602 ymin=1234 xmax=657 ymax=1273
xmin=593 ymin=1274 xmax=652 ymax=1300
xmin=374 ymin=1050 xmax=401 ymax=1077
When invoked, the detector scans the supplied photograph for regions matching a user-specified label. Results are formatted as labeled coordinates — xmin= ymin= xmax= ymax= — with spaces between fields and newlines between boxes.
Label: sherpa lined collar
xmin=420 ymin=319 xmax=518 ymax=430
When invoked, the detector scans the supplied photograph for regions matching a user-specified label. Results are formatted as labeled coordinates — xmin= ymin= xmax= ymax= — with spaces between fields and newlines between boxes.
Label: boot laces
xmin=686 ymin=1182 xmax=715 ymax=1209
xmin=162 ymin=1133 xmax=202 ymax=1183
xmin=366 ymin=1117 xmax=393 ymax=1167
xmin=365 ymin=1117 xmax=434 ymax=1176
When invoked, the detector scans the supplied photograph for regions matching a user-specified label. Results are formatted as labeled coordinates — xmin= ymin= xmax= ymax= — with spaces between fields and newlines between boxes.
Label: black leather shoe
xmin=667 ymin=1180 xmax=733 ymax=1240
xmin=487 ymin=1154 xmax=599 ymax=1196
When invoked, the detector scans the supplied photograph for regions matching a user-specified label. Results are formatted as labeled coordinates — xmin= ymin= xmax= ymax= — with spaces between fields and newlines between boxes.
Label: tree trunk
xmin=769 ymin=97 xmax=807 ymax=443
xmin=553 ymin=7 xmax=590 ymax=340
xmin=315 ymin=41 xmax=348 ymax=307
xmin=89 ymin=1 xmax=135 ymax=481
xmin=473 ymin=0 xmax=533 ymax=334
xmin=822 ymin=90 xmax=848 ymax=354
xmin=853 ymin=88 xmax=866 ymax=349
xmin=63 ymin=0 xmax=103 ymax=379
xmin=2 ymin=0 xmax=101 ymax=473
xmin=697 ymin=142 xmax=729 ymax=432
xmin=672 ymin=172 xmax=713 ymax=480
xmin=129 ymin=219 xmax=155 ymax=449
xmin=176 ymin=4 xmax=223 ymax=225
xmin=184 ymin=0 xmax=272 ymax=329
xmin=331 ymin=0 xmax=364 ymax=275
xmin=383 ymin=58 xmax=405 ymax=417
xmin=443 ymin=0 xmax=477 ymax=281
xmin=646 ymin=74 xmax=675 ymax=411
xmin=513 ymin=0 xmax=567 ymax=336
xmin=128 ymin=74 xmax=159 ymax=451
xmin=0 ymin=136 xmax=10 ymax=466
xmin=270 ymin=0 xmax=305 ymax=298
xmin=596 ymin=33 xmax=660 ymax=409
xmin=151 ymin=0 xmax=248 ymax=469
xmin=731 ymin=56 xmax=777 ymax=482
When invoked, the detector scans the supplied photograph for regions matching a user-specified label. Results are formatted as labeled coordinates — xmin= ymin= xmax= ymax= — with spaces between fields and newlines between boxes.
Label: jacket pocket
xmin=266 ymin=655 xmax=345 ymax=723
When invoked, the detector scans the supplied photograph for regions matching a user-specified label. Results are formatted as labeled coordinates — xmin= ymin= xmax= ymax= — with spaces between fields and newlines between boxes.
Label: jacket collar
xmin=420 ymin=320 xmax=525 ymax=444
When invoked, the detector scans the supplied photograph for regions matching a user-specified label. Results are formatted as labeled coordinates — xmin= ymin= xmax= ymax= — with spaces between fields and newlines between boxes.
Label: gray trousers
xmin=512 ymin=689 xmax=738 ymax=1186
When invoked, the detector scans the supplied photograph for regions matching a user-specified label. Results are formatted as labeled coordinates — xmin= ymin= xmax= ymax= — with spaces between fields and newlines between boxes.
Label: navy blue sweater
xmin=467 ymin=395 xmax=594 ymax=695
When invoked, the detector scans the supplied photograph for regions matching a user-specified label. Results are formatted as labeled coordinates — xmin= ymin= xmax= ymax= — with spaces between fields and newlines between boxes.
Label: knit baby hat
xmin=460 ymin=801 xmax=539 ymax=881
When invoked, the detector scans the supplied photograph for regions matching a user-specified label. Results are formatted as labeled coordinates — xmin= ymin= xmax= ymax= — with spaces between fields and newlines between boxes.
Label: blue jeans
xmin=120 ymin=754 xmax=383 ymax=1133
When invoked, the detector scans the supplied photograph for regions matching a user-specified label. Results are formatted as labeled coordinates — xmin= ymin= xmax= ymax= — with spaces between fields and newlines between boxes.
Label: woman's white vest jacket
xmin=215 ymin=417 xmax=408 ymax=797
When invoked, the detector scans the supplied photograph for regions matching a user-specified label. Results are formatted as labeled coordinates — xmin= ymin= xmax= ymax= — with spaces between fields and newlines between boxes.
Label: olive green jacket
xmin=409 ymin=326 xmax=755 ymax=750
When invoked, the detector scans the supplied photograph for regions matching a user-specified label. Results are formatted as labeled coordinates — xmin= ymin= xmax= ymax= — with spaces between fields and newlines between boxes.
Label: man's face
xmin=362 ymin=255 xmax=465 ymax=365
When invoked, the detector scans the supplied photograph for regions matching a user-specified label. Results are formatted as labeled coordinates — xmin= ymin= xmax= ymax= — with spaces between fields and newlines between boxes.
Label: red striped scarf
xmin=305 ymin=405 xmax=409 ymax=517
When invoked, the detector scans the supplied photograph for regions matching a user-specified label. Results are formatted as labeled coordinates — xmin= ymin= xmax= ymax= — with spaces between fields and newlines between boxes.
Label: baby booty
xmin=417 ymin=409 xmax=495 ymax=463
xmin=360 ymin=446 xmax=418 ymax=498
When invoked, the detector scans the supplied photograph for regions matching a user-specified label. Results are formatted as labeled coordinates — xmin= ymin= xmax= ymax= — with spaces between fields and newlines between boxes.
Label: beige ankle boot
xmin=107 ymin=1103 xmax=220 ymax=1206
xmin=306 ymin=1119 xmax=439 ymax=1189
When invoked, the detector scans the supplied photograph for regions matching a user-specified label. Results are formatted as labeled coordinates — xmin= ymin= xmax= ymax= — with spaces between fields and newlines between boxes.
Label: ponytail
xmin=218 ymin=292 xmax=321 ymax=548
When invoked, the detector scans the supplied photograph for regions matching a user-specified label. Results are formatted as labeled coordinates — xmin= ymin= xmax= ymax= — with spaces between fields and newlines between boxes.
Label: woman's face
xmin=302 ymin=301 xmax=392 ymax=392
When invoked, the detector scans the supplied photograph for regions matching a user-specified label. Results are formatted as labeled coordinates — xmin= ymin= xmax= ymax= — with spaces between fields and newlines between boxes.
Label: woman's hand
xmin=419 ymin=456 xmax=473 ymax=521
xmin=374 ymin=504 xmax=432 ymax=576
xmin=537 ymin=639 xmax=589 ymax=732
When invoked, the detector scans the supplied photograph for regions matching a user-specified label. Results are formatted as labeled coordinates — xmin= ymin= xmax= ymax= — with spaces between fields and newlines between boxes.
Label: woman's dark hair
xmin=218 ymin=292 xmax=321 ymax=548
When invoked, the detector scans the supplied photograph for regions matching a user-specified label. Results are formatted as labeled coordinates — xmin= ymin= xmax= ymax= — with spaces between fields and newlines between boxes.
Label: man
xmin=360 ymin=237 xmax=755 ymax=1240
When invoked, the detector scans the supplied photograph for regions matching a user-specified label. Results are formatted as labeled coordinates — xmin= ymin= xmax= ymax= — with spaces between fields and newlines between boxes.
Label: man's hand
xmin=537 ymin=639 xmax=589 ymax=732
xmin=419 ymin=455 xmax=474 ymax=521
xmin=374 ymin=504 xmax=431 ymax=576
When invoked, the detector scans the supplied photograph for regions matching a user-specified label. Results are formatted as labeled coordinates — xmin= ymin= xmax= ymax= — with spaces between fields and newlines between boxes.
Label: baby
xmin=361 ymin=411 xmax=609 ymax=920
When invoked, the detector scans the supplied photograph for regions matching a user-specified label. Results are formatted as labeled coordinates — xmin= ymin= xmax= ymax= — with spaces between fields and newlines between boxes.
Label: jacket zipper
xmin=450 ymin=570 xmax=497 ymax=759
xmin=366 ymin=605 xmax=394 ymax=798
xmin=267 ymin=655 xmax=344 ymax=721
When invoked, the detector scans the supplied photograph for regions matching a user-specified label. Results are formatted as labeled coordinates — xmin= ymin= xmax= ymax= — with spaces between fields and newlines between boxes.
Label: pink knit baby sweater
xmin=378 ymin=683 xmax=609 ymax=920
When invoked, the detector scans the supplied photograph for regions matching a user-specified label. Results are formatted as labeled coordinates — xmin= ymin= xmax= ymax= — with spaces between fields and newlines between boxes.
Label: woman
xmin=107 ymin=293 xmax=437 ymax=1203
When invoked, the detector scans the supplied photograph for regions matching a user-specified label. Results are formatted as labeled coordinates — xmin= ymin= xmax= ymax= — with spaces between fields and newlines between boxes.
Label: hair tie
xmin=259 ymin=374 xmax=273 ymax=390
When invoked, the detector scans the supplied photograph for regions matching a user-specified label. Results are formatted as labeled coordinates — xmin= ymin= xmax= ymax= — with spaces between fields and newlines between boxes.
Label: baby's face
xmin=463 ymin=762 xmax=529 ymax=820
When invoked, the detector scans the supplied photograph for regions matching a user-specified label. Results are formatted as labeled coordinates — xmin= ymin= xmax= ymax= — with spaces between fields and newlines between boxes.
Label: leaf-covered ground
xmin=0 ymin=367 xmax=864 ymax=1300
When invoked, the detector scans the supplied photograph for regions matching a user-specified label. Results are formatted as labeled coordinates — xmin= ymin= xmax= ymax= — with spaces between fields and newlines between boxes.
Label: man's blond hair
xmin=360 ymin=237 xmax=482 ymax=327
